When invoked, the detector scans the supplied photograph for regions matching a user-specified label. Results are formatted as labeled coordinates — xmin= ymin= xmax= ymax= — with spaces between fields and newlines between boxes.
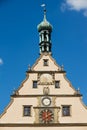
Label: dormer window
xmin=43 ymin=59 xmax=49 ymax=66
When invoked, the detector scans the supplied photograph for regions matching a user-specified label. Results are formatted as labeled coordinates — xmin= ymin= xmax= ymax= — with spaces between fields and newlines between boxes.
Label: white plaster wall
xmin=18 ymin=73 xmax=75 ymax=95
xmin=56 ymin=97 xmax=87 ymax=123
xmin=19 ymin=73 xmax=38 ymax=95
xmin=1 ymin=96 xmax=87 ymax=124
xmin=0 ymin=98 xmax=37 ymax=123
xmin=32 ymin=55 xmax=60 ymax=71
xmin=18 ymin=54 xmax=75 ymax=95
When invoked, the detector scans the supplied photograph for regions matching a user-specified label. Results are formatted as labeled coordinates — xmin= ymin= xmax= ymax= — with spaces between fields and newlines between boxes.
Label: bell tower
xmin=37 ymin=6 xmax=52 ymax=54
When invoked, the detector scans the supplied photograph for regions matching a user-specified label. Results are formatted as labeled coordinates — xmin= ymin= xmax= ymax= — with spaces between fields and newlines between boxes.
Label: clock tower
xmin=0 ymin=5 xmax=87 ymax=130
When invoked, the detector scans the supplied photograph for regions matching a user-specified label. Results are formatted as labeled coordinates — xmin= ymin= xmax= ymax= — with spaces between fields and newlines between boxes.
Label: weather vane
xmin=41 ymin=4 xmax=47 ymax=20
xmin=41 ymin=4 xmax=46 ymax=10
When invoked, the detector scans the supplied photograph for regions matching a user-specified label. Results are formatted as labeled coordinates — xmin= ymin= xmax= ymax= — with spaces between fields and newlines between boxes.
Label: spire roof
xmin=37 ymin=7 xmax=52 ymax=32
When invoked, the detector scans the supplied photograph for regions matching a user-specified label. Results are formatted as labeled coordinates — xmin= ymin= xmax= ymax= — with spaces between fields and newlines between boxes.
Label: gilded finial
xmin=61 ymin=64 xmax=64 ymax=71
xmin=41 ymin=4 xmax=47 ymax=21
xmin=28 ymin=64 xmax=31 ymax=70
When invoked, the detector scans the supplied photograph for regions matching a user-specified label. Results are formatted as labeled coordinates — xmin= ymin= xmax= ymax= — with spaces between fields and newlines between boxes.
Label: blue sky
xmin=0 ymin=0 xmax=87 ymax=114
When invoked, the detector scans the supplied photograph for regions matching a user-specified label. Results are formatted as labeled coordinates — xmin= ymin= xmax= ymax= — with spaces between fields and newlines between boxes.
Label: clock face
xmin=42 ymin=97 xmax=51 ymax=106
xmin=39 ymin=109 xmax=54 ymax=123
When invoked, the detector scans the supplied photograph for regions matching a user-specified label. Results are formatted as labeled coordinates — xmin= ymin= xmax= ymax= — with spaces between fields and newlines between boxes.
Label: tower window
xmin=33 ymin=81 xmax=37 ymax=88
xmin=23 ymin=106 xmax=31 ymax=116
xmin=55 ymin=81 xmax=60 ymax=88
xmin=44 ymin=31 xmax=47 ymax=41
xmin=62 ymin=105 xmax=71 ymax=116
xmin=43 ymin=59 xmax=49 ymax=66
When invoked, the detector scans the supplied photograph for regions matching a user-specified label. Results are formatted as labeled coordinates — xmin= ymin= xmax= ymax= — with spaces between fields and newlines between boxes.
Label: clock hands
xmin=44 ymin=113 xmax=53 ymax=120
xmin=41 ymin=109 xmax=54 ymax=123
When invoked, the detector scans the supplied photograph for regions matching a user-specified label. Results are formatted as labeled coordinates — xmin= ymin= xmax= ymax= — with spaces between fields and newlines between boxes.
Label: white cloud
xmin=61 ymin=0 xmax=87 ymax=17
xmin=0 ymin=58 xmax=3 ymax=65
xmin=66 ymin=0 xmax=87 ymax=11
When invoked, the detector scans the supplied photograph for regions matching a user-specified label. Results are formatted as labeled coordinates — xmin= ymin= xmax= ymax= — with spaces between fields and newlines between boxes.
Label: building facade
xmin=0 ymin=8 xmax=87 ymax=130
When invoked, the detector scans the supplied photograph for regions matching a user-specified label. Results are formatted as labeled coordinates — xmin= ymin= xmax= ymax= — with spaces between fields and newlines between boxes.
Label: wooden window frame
xmin=62 ymin=105 xmax=71 ymax=117
xmin=23 ymin=105 xmax=32 ymax=117
xmin=33 ymin=81 xmax=37 ymax=88
xmin=55 ymin=81 xmax=60 ymax=88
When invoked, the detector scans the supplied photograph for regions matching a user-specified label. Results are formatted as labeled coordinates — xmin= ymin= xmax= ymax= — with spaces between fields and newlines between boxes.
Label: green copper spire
xmin=37 ymin=6 xmax=52 ymax=32
xmin=37 ymin=5 xmax=53 ymax=54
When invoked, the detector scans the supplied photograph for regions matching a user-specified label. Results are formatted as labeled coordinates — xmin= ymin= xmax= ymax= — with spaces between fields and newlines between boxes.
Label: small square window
xmin=43 ymin=59 xmax=48 ymax=66
xmin=62 ymin=106 xmax=71 ymax=116
xmin=33 ymin=81 xmax=37 ymax=88
xmin=23 ymin=106 xmax=31 ymax=116
xmin=55 ymin=81 xmax=60 ymax=88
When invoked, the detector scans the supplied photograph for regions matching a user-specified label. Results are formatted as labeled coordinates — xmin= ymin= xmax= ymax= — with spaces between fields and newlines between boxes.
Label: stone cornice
xmin=26 ymin=70 xmax=66 ymax=74
xmin=11 ymin=94 xmax=82 ymax=98
xmin=33 ymin=106 xmax=60 ymax=109
xmin=0 ymin=123 xmax=87 ymax=127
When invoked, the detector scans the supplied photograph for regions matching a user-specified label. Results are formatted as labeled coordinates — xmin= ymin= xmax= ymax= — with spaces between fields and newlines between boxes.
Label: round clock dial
xmin=39 ymin=109 xmax=54 ymax=123
xmin=42 ymin=97 xmax=51 ymax=106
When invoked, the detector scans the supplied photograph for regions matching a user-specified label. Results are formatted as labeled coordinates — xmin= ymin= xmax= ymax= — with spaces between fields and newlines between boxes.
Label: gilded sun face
xmin=40 ymin=74 xmax=53 ymax=84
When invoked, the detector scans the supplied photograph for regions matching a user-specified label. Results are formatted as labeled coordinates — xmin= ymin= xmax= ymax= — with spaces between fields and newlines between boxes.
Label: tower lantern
xmin=37 ymin=5 xmax=53 ymax=54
